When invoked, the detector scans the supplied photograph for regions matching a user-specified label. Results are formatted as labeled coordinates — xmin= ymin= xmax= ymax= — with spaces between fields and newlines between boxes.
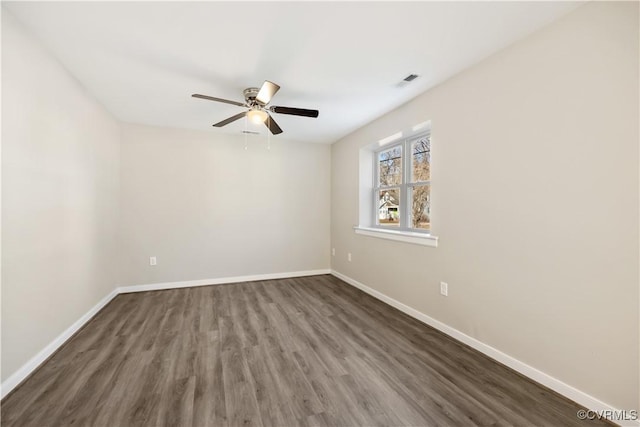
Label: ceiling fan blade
xmin=270 ymin=106 xmax=319 ymax=118
xmin=213 ymin=111 xmax=247 ymax=127
xmin=264 ymin=114 xmax=283 ymax=135
xmin=256 ymin=81 xmax=280 ymax=104
xmin=192 ymin=94 xmax=245 ymax=107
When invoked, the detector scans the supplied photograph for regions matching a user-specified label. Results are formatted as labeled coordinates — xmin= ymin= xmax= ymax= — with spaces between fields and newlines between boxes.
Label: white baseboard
xmin=1 ymin=269 xmax=331 ymax=400
xmin=1 ymin=288 xmax=119 ymax=399
xmin=117 ymin=269 xmax=331 ymax=293
xmin=330 ymin=270 xmax=639 ymax=427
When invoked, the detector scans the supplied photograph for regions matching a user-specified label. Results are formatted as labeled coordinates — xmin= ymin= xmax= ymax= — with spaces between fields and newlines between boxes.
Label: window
xmin=355 ymin=123 xmax=436 ymax=246
xmin=374 ymin=132 xmax=431 ymax=232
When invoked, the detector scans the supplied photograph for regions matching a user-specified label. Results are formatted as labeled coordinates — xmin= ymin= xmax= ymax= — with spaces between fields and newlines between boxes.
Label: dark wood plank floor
xmin=2 ymin=275 xmax=608 ymax=426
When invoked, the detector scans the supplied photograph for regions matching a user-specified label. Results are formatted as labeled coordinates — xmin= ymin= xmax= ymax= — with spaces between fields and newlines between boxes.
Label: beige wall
xmin=1 ymin=11 xmax=121 ymax=381
xmin=117 ymin=124 xmax=330 ymax=286
xmin=331 ymin=1 xmax=639 ymax=410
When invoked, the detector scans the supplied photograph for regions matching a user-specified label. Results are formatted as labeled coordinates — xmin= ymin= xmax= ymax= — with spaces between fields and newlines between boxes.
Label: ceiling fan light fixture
xmin=248 ymin=109 xmax=268 ymax=124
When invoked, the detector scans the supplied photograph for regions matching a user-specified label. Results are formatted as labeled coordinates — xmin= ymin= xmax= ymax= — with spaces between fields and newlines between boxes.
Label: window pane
xmin=410 ymin=185 xmax=430 ymax=230
xmin=411 ymin=135 xmax=430 ymax=182
xmin=378 ymin=146 xmax=402 ymax=186
xmin=378 ymin=189 xmax=400 ymax=226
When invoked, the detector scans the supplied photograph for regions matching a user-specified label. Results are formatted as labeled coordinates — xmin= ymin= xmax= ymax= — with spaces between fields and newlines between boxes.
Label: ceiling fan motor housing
xmin=243 ymin=87 xmax=262 ymax=106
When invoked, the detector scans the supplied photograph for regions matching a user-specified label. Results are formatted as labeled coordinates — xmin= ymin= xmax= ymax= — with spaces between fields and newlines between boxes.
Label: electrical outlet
xmin=440 ymin=282 xmax=448 ymax=296
xmin=347 ymin=252 xmax=352 ymax=262
xmin=150 ymin=256 xmax=157 ymax=266
xmin=332 ymin=248 xmax=335 ymax=256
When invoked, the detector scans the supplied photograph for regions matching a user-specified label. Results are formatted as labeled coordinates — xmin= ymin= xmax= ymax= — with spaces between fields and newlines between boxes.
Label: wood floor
xmin=2 ymin=275 xmax=608 ymax=426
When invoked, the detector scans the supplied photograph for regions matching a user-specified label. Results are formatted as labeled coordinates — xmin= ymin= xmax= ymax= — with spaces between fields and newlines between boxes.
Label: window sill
xmin=353 ymin=226 xmax=438 ymax=247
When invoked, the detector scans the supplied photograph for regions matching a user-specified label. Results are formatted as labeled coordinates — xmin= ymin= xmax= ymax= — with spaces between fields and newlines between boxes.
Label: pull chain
xmin=267 ymin=127 xmax=271 ymax=151
xmin=244 ymin=115 xmax=248 ymax=150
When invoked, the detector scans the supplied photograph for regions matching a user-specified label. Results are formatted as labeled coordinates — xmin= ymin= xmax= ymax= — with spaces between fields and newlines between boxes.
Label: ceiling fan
xmin=192 ymin=81 xmax=319 ymax=135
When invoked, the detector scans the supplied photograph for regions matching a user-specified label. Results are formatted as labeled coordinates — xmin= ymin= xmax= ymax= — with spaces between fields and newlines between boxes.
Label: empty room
xmin=1 ymin=1 xmax=638 ymax=426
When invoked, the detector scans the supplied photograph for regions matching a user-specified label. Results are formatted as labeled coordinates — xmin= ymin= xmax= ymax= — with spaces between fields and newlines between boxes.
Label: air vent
xmin=242 ymin=130 xmax=260 ymax=135
xmin=403 ymin=74 xmax=419 ymax=82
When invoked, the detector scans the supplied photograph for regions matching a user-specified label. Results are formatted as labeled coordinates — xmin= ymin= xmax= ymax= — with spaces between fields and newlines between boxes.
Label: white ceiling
xmin=4 ymin=1 xmax=580 ymax=144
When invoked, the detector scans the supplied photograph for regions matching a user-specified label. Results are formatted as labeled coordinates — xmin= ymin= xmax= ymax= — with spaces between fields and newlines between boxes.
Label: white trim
xmin=1 ymin=288 xmax=119 ymax=399
xmin=354 ymin=226 xmax=438 ymax=247
xmin=1 ymin=269 xmax=331 ymax=400
xmin=330 ymin=270 xmax=638 ymax=427
xmin=117 ymin=269 xmax=331 ymax=293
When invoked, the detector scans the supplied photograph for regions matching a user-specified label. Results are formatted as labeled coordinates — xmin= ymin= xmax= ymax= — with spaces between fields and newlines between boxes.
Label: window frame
xmin=373 ymin=131 xmax=431 ymax=233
